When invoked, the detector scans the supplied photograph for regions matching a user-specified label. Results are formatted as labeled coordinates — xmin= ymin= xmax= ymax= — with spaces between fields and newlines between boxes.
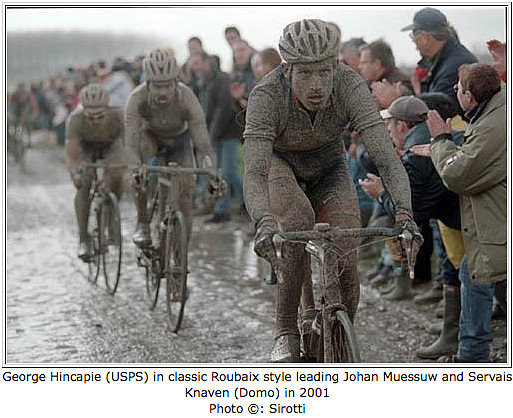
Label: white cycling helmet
xmin=143 ymin=48 xmax=180 ymax=82
xmin=79 ymin=83 xmax=109 ymax=108
xmin=278 ymin=19 xmax=339 ymax=64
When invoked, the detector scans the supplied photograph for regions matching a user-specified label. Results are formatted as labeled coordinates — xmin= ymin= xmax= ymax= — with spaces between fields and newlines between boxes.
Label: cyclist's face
xmin=149 ymin=80 xmax=177 ymax=105
xmin=84 ymin=108 xmax=107 ymax=128
xmin=290 ymin=59 xmax=334 ymax=111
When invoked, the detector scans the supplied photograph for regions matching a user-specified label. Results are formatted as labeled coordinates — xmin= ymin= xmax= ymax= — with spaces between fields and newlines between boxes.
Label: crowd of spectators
xmin=7 ymin=7 xmax=507 ymax=362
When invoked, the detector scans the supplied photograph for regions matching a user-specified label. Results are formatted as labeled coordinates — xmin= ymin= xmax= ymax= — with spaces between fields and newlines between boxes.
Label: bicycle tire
xmin=86 ymin=196 xmax=101 ymax=284
xmin=102 ymin=193 xmax=122 ymax=295
xmin=144 ymin=187 xmax=161 ymax=309
xmin=165 ymin=210 xmax=188 ymax=333
xmin=327 ymin=310 xmax=361 ymax=363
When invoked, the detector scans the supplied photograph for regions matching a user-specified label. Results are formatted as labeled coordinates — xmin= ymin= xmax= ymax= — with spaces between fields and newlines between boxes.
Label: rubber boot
xmin=132 ymin=191 xmax=151 ymax=247
xmin=416 ymin=285 xmax=460 ymax=359
xmin=382 ymin=262 xmax=414 ymax=301
xmin=413 ymin=281 xmax=443 ymax=305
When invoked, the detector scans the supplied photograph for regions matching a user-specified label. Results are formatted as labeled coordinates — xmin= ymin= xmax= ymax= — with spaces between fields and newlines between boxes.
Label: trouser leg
xmin=458 ymin=257 xmax=495 ymax=361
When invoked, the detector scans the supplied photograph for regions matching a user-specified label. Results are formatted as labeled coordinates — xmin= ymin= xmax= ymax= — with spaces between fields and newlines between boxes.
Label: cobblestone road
xmin=4 ymin=142 xmax=507 ymax=364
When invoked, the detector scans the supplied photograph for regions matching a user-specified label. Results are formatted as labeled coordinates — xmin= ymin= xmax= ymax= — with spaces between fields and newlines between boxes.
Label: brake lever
xmin=399 ymin=230 xmax=415 ymax=279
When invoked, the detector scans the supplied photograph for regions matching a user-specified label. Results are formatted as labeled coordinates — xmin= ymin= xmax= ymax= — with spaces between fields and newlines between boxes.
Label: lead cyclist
xmin=243 ymin=19 xmax=423 ymax=362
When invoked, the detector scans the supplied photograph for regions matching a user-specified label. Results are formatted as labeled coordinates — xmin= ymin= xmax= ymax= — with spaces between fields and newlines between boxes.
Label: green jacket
xmin=430 ymin=90 xmax=506 ymax=285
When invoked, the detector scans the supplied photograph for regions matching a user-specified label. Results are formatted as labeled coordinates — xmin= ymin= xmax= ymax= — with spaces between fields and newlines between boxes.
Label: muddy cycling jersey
xmin=125 ymin=82 xmax=215 ymax=166
xmin=243 ymin=64 xmax=412 ymax=222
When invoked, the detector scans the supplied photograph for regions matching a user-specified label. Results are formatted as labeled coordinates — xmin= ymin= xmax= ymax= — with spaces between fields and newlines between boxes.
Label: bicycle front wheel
xmin=144 ymin=189 xmax=162 ymax=309
xmin=86 ymin=196 xmax=101 ymax=284
xmin=324 ymin=310 xmax=361 ymax=363
xmin=101 ymin=193 xmax=122 ymax=295
xmin=165 ymin=210 xmax=188 ymax=333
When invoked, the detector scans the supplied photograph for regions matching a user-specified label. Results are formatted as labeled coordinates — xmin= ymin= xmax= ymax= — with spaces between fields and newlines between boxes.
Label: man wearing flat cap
xmin=360 ymin=95 xmax=461 ymax=302
xmin=373 ymin=7 xmax=477 ymax=114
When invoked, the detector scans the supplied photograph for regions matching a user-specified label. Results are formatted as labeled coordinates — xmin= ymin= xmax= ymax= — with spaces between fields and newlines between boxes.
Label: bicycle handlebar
xmin=142 ymin=164 xmax=220 ymax=177
xmin=274 ymin=226 xmax=399 ymax=242
xmin=264 ymin=224 xmax=414 ymax=285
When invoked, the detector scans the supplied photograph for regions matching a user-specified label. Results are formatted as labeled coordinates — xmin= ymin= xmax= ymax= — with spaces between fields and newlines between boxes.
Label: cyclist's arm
xmin=64 ymin=112 xmax=85 ymax=172
xmin=344 ymin=78 xmax=413 ymax=218
xmin=124 ymin=86 xmax=145 ymax=165
xmin=180 ymin=85 xmax=217 ymax=169
xmin=243 ymin=88 xmax=279 ymax=223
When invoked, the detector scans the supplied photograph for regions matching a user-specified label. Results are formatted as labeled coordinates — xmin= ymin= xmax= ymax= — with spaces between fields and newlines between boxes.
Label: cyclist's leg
xmin=268 ymin=156 xmax=315 ymax=361
xmin=103 ymin=140 xmax=126 ymax=201
xmin=74 ymin=154 xmax=94 ymax=258
xmin=308 ymin=160 xmax=361 ymax=321
xmin=165 ymin=131 xmax=195 ymax=240
xmin=133 ymin=130 xmax=158 ymax=245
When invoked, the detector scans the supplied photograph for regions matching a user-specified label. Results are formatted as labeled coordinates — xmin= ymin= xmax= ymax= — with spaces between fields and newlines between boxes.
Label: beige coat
xmin=430 ymin=90 xmax=506 ymax=285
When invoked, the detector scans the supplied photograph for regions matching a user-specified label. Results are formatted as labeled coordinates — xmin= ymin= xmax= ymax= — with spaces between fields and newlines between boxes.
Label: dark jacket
xmin=380 ymin=122 xmax=460 ymax=229
xmin=420 ymin=36 xmax=477 ymax=115
xmin=195 ymin=69 xmax=241 ymax=141
xmin=430 ymin=90 xmax=506 ymax=285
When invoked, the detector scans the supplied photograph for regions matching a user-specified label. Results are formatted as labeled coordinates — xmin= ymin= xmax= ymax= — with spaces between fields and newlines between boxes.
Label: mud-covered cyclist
xmin=65 ymin=84 xmax=126 ymax=260
xmin=125 ymin=49 xmax=219 ymax=246
xmin=243 ymin=19 xmax=423 ymax=362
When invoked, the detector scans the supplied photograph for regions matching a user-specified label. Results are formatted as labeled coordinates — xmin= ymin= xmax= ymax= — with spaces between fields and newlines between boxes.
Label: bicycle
xmin=269 ymin=223 xmax=414 ymax=363
xmin=135 ymin=162 xmax=223 ymax=333
xmin=82 ymin=160 xmax=126 ymax=295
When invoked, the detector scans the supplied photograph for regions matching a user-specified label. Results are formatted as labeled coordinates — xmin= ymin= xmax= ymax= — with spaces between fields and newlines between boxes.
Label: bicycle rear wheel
xmin=165 ymin=210 xmax=188 ymax=333
xmin=324 ymin=310 xmax=361 ymax=363
xmin=86 ymin=196 xmax=101 ymax=284
xmin=101 ymin=193 xmax=122 ymax=295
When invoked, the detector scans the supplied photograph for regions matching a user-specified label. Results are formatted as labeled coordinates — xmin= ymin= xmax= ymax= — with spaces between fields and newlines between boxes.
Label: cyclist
xmin=125 ymin=48 xmax=217 ymax=246
xmin=65 ymin=83 xmax=126 ymax=260
xmin=243 ymin=19 xmax=423 ymax=362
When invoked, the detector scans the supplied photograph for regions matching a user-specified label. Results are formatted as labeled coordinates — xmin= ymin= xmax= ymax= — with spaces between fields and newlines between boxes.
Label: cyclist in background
xmin=65 ymin=84 xmax=126 ymax=260
xmin=243 ymin=19 xmax=423 ymax=362
xmin=125 ymin=48 xmax=217 ymax=246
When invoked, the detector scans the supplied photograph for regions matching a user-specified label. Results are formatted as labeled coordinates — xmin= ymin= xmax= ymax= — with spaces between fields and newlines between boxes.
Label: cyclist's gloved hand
xmin=131 ymin=170 xmax=143 ymax=190
xmin=254 ymin=215 xmax=279 ymax=263
xmin=71 ymin=167 xmax=86 ymax=189
xmin=207 ymin=174 xmax=227 ymax=199
xmin=394 ymin=212 xmax=423 ymax=270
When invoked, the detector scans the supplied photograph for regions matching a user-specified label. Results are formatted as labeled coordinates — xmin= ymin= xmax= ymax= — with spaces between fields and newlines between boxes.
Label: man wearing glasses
xmin=65 ymin=83 xmax=126 ymax=260
xmin=372 ymin=7 xmax=477 ymax=114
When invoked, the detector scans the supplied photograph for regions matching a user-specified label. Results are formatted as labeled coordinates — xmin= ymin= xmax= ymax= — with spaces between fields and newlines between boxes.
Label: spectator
xmin=224 ymin=26 xmax=242 ymax=48
xmin=427 ymin=63 xmax=506 ymax=362
xmin=360 ymin=96 xmax=460 ymax=301
xmin=231 ymin=39 xmax=256 ymax=110
xmin=487 ymin=39 xmax=506 ymax=82
xmin=338 ymin=37 xmax=366 ymax=72
xmin=190 ymin=51 xmax=244 ymax=223
xmin=373 ymin=7 xmax=477 ymax=111
xmin=181 ymin=36 xmax=205 ymax=86
xmin=102 ymin=57 xmax=135 ymax=108
xmin=251 ymin=48 xmax=282 ymax=82
xmin=358 ymin=40 xmax=413 ymax=106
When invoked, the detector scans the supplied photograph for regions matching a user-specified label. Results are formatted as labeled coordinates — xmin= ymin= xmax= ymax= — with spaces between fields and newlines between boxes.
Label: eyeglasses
xmin=409 ymin=30 xmax=422 ymax=40
xmin=453 ymin=84 xmax=466 ymax=94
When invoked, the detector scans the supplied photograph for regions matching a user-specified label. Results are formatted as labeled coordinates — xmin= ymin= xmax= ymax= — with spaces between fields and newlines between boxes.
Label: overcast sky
xmin=6 ymin=4 xmax=507 ymax=70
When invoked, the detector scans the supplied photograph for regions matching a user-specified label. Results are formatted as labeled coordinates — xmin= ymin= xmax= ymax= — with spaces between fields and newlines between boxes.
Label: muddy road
xmin=4 ymin=138 xmax=507 ymax=364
